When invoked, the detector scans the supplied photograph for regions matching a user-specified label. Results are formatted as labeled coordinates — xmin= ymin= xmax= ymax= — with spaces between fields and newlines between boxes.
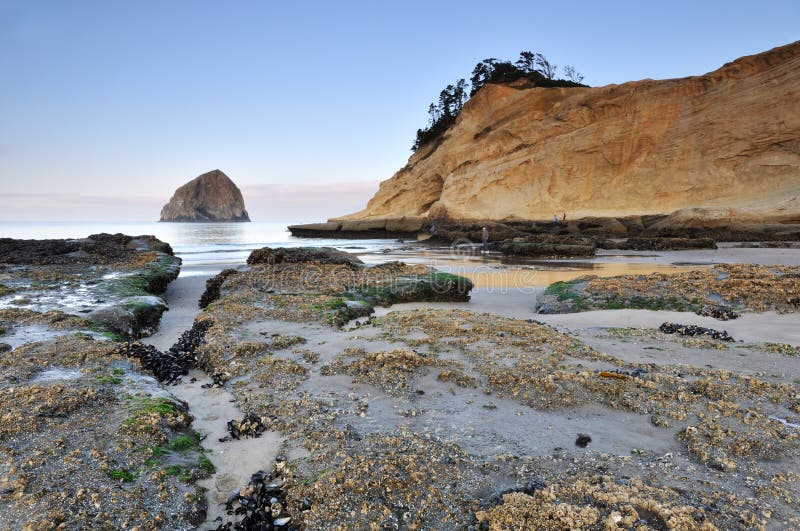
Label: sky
xmin=0 ymin=0 xmax=798 ymax=221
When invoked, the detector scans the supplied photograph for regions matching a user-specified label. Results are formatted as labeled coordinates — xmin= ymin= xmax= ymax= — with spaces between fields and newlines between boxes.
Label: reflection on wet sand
xmin=359 ymin=247 xmax=709 ymax=289
xmin=438 ymin=262 xmax=708 ymax=289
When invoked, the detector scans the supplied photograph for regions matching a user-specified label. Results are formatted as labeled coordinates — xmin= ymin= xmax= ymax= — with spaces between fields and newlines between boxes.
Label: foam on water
xmin=31 ymin=367 xmax=83 ymax=383
xmin=769 ymin=415 xmax=800 ymax=430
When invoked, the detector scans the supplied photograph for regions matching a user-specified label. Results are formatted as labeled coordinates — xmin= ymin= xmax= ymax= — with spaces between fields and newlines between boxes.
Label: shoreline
xmin=288 ymin=216 xmax=800 ymax=243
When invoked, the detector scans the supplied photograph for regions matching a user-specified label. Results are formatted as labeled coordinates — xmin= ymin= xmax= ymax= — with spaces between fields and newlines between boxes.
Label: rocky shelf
xmin=3 ymin=237 xmax=800 ymax=529
xmin=288 ymin=217 xmax=424 ymax=239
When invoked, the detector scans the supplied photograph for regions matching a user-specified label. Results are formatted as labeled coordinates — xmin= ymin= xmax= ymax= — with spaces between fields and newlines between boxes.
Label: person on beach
xmin=553 ymin=214 xmax=558 ymax=224
xmin=482 ymin=227 xmax=489 ymax=253
xmin=563 ymin=212 xmax=566 ymax=221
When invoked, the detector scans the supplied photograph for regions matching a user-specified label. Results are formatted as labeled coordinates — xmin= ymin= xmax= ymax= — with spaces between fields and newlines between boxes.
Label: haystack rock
xmin=160 ymin=170 xmax=250 ymax=222
xmin=293 ymin=41 xmax=800 ymax=237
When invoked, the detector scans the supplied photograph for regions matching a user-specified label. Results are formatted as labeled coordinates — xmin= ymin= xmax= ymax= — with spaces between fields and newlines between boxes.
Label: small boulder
xmin=246 ymin=247 xmax=363 ymax=268
xmin=89 ymin=296 xmax=168 ymax=339
xmin=500 ymin=242 xmax=596 ymax=257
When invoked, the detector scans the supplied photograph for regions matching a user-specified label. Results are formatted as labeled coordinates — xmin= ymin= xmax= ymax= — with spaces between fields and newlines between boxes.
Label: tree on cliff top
xmin=515 ymin=51 xmax=557 ymax=80
xmin=562 ymin=65 xmax=584 ymax=83
xmin=413 ymin=51 xmax=587 ymax=151
xmin=412 ymin=80 xmax=469 ymax=151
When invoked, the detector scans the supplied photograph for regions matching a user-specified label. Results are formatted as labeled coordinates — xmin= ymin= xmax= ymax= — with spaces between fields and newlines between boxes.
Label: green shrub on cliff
xmin=412 ymin=51 xmax=587 ymax=151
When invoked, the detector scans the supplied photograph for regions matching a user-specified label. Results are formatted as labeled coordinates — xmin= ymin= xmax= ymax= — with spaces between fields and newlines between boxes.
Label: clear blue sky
xmin=0 ymin=0 xmax=798 ymax=220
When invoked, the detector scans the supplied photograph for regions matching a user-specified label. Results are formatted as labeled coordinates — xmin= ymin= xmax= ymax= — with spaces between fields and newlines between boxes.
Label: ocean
xmin=1 ymin=221 xmax=743 ymax=287
xmin=0 ymin=220 xmax=402 ymax=268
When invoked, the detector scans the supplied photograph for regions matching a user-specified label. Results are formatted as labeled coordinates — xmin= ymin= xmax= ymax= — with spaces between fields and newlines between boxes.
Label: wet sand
xmin=373 ymin=289 xmax=800 ymax=346
xmin=365 ymin=242 xmax=800 ymax=268
xmin=436 ymin=261 xmax=706 ymax=289
xmin=362 ymin=244 xmax=800 ymax=291
xmin=172 ymin=370 xmax=282 ymax=529
xmin=594 ymin=245 xmax=800 ymax=267
xmin=231 ymin=317 xmax=683 ymax=460
xmin=143 ymin=271 xmax=208 ymax=351
xmin=143 ymin=265 xmax=283 ymax=529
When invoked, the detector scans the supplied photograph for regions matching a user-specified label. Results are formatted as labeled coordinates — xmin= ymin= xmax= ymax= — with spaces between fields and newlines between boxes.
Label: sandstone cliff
xmin=160 ymin=170 xmax=250 ymax=222
xmin=334 ymin=41 xmax=800 ymax=229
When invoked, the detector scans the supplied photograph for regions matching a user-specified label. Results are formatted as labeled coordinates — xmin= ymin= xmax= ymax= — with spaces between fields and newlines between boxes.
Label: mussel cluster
xmin=199 ymin=268 xmax=239 ymax=309
xmin=115 ymin=342 xmax=187 ymax=384
xmin=659 ymin=322 xmax=733 ymax=342
xmin=202 ymin=371 xmax=227 ymax=389
xmin=172 ymin=320 xmax=212 ymax=354
xmin=222 ymin=412 xmax=268 ymax=441
xmin=491 ymin=480 xmax=547 ymax=503
xmin=216 ymin=456 xmax=306 ymax=530
xmin=695 ymin=305 xmax=739 ymax=321
xmin=116 ymin=320 xmax=211 ymax=384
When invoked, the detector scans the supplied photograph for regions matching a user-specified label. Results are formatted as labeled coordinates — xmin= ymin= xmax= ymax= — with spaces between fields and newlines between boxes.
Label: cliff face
xmin=336 ymin=41 xmax=800 ymax=225
xmin=160 ymin=170 xmax=250 ymax=222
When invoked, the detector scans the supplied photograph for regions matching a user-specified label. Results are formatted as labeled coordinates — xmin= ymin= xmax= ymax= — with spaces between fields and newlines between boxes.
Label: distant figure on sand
xmin=563 ymin=212 xmax=566 ymax=221
xmin=482 ymin=227 xmax=489 ymax=253
xmin=553 ymin=214 xmax=558 ymax=224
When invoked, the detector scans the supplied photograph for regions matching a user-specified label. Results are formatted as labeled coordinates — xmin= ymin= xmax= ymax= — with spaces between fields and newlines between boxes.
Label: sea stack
xmin=160 ymin=169 xmax=251 ymax=222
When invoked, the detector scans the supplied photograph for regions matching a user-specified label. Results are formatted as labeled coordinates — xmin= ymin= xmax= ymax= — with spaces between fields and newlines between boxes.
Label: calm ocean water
xmin=0 ymin=221 xmax=401 ymax=268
